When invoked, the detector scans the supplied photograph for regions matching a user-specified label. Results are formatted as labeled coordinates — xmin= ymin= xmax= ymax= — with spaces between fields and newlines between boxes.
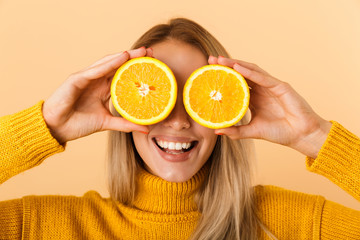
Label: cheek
xmin=208 ymin=135 xmax=218 ymax=154
xmin=207 ymin=132 xmax=218 ymax=146
xmin=198 ymin=127 xmax=218 ymax=153
xmin=132 ymin=132 xmax=149 ymax=157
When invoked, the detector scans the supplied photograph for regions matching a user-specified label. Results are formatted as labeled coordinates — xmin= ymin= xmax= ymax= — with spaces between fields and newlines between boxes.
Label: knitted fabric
xmin=1 ymin=101 xmax=359 ymax=239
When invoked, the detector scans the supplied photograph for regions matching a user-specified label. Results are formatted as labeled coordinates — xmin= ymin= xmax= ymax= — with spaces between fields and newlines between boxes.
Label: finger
xmin=85 ymin=47 xmax=147 ymax=70
xmin=128 ymin=46 xmax=147 ymax=59
xmin=233 ymin=63 xmax=280 ymax=89
xmin=215 ymin=124 xmax=260 ymax=140
xmin=103 ymin=115 xmax=150 ymax=133
xmin=208 ymin=55 xmax=218 ymax=65
xmin=146 ymin=47 xmax=154 ymax=57
xmin=101 ymin=47 xmax=148 ymax=83
xmin=86 ymin=52 xmax=126 ymax=69
xmin=217 ymin=56 xmax=236 ymax=68
xmin=102 ymin=47 xmax=149 ymax=87
xmin=218 ymin=56 xmax=268 ymax=74
xmin=71 ymin=51 xmax=130 ymax=89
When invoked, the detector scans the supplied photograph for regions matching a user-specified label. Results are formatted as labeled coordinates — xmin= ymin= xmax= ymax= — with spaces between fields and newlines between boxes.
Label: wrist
xmin=291 ymin=119 xmax=332 ymax=159
xmin=42 ymin=101 xmax=67 ymax=145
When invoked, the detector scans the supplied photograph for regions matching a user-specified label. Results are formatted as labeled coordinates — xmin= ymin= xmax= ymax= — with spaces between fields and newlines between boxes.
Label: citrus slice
xmin=183 ymin=64 xmax=250 ymax=129
xmin=111 ymin=57 xmax=177 ymax=125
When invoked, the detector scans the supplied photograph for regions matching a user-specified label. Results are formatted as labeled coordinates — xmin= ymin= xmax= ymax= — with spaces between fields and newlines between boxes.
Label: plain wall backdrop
xmin=1 ymin=0 xmax=359 ymax=210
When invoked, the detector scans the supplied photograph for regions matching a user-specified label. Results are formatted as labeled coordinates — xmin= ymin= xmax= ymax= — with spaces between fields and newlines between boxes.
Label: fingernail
xmin=219 ymin=55 xmax=224 ymax=58
xmin=215 ymin=132 xmax=224 ymax=135
xmin=139 ymin=131 xmax=149 ymax=134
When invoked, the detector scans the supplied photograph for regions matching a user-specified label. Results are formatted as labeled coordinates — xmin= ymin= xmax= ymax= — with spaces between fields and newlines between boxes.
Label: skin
xmin=209 ymin=56 xmax=332 ymax=158
xmin=43 ymin=48 xmax=151 ymax=143
xmin=132 ymin=40 xmax=218 ymax=182
xmin=42 ymin=42 xmax=332 ymax=182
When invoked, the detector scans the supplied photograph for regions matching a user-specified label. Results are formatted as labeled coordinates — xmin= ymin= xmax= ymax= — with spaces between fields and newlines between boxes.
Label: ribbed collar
xmin=132 ymin=165 xmax=209 ymax=215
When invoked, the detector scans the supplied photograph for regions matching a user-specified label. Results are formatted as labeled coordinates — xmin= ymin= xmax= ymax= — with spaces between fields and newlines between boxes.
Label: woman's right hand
xmin=43 ymin=47 xmax=152 ymax=144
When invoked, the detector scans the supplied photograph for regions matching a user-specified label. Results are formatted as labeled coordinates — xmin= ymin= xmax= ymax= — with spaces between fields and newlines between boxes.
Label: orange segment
xmin=183 ymin=65 xmax=249 ymax=129
xmin=111 ymin=57 xmax=177 ymax=125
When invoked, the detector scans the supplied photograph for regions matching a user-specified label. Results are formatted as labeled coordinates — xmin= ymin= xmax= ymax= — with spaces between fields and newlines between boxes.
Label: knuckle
xmin=249 ymin=62 xmax=258 ymax=68
xmin=276 ymin=81 xmax=292 ymax=93
xmin=68 ymin=72 xmax=81 ymax=80
xmin=280 ymin=81 xmax=291 ymax=89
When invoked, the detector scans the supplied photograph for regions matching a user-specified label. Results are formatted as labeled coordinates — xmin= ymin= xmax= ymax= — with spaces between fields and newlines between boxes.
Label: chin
xmin=162 ymin=172 xmax=193 ymax=183
xmin=147 ymin=164 xmax=198 ymax=183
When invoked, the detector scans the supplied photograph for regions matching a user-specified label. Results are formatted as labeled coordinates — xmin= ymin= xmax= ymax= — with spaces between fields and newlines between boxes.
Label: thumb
xmin=103 ymin=116 xmax=150 ymax=134
xmin=215 ymin=124 xmax=259 ymax=140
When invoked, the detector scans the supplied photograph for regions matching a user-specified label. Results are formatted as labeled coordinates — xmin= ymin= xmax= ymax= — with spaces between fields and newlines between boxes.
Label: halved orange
xmin=111 ymin=57 xmax=177 ymax=125
xmin=183 ymin=65 xmax=250 ymax=129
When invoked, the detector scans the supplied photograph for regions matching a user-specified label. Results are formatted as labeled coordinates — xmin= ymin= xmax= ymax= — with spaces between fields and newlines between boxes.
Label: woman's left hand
xmin=209 ymin=56 xmax=332 ymax=159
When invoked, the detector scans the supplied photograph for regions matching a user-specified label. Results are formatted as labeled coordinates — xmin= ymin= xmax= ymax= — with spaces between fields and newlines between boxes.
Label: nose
xmin=161 ymin=98 xmax=191 ymax=130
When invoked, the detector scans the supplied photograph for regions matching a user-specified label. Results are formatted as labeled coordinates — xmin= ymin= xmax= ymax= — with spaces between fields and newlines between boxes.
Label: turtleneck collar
xmin=132 ymin=164 xmax=209 ymax=215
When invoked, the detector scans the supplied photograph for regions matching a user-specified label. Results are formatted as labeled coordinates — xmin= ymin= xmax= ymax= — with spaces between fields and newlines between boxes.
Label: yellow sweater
xmin=0 ymin=101 xmax=360 ymax=239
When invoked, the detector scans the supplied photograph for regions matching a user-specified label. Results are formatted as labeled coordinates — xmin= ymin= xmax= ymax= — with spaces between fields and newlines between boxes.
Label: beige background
xmin=1 ymin=0 xmax=359 ymax=210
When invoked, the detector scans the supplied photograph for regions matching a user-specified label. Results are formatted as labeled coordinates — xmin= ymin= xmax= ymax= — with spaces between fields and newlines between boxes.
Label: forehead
xmin=150 ymin=40 xmax=208 ymax=83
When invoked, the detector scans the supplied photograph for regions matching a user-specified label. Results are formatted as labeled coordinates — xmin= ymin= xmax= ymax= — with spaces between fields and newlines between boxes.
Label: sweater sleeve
xmin=0 ymin=102 xmax=65 ymax=238
xmin=255 ymin=185 xmax=360 ymax=240
xmin=256 ymin=121 xmax=360 ymax=239
xmin=306 ymin=120 xmax=360 ymax=239
xmin=320 ymin=200 xmax=360 ymax=239
xmin=0 ymin=101 xmax=65 ymax=184
xmin=0 ymin=198 xmax=23 ymax=239
xmin=306 ymin=121 xmax=360 ymax=201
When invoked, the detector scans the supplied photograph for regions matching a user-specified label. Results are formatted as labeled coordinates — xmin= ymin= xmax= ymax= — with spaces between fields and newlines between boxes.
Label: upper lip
xmin=152 ymin=135 xmax=197 ymax=143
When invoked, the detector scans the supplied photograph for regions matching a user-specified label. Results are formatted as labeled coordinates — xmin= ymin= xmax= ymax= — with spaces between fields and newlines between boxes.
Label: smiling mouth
xmin=153 ymin=138 xmax=198 ymax=155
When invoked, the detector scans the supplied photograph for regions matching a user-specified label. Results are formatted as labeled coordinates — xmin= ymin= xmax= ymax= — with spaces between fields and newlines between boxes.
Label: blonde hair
xmin=108 ymin=18 xmax=268 ymax=240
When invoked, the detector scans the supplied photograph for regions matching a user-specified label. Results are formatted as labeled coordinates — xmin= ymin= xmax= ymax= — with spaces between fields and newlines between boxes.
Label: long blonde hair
xmin=108 ymin=18 xmax=262 ymax=240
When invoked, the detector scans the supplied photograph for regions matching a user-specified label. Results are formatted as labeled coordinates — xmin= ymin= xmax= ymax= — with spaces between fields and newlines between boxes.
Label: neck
xmin=132 ymin=165 xmax=209 ymax=214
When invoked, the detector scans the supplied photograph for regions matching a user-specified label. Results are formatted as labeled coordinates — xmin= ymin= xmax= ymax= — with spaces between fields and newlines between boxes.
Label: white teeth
xmin=175 ymin=143 xmax=182 ymax=150
xmin=168 ymin=142 xmax=175 ymax=150
xmin=155 ymin=139 xmax=193 ymax=150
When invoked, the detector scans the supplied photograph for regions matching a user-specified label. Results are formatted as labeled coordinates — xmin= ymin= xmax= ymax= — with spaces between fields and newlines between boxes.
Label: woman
xmin=1 ymin=18 xmax=359 ymax=239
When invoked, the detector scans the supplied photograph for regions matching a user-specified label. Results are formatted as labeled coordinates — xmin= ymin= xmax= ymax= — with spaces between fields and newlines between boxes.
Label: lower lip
xmin=153 ymin=141 xmax=196 ymax=162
